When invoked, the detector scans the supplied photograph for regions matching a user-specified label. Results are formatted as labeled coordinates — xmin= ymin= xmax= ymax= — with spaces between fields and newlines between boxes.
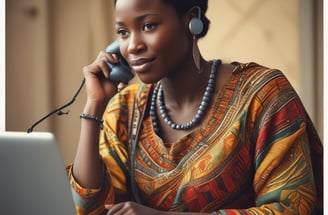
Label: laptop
xmin=0 ymin=131 xmax=76 ymax=215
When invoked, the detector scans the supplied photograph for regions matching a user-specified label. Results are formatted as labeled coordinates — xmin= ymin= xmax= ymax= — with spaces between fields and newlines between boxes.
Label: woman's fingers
xmin=96 ymin=51 xmax=120 ymax=79
xmin=117 ymin=82 xmax=127 ymax=92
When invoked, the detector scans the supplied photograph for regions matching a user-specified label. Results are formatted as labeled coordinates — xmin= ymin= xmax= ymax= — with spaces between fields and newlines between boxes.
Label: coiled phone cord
xmin=27 ymin=78 xmax=85 ymax=133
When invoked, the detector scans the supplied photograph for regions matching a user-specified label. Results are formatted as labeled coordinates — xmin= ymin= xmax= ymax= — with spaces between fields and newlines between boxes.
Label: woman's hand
xmin=105 ymin=202 xmax=163 ymax=215
xmin=82 ymin=51 xmax=121 ymax=111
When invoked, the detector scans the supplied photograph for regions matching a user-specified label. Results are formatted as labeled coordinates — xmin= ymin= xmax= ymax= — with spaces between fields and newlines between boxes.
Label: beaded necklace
xmin=149 ymin=60 xmax=221 ymax=134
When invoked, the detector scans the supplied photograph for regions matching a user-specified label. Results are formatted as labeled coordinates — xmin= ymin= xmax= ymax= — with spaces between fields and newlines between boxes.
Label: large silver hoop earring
xmin=188 ymin=7 xmax=204 ymax=71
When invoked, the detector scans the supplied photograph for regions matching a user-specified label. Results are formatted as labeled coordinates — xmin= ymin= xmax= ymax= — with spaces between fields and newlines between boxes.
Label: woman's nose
xmin=127 ymin=34 xmax=146 ymax=54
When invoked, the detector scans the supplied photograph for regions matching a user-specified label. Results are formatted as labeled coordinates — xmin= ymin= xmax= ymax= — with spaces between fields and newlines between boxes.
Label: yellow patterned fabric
xmin=67 ymin=62 xmax=322 ymax=214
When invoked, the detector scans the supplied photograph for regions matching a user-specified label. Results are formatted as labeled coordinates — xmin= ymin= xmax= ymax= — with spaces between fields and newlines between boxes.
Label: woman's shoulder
xmin=228 ymin=61 xmax=288 ymax=88
xmin=219 ymin=61 xmax=297 ymax=105
xmin=217 ymin=61 xmax=285 ymax=86
xmin=231 ymin=61 xmax=282 ymax=75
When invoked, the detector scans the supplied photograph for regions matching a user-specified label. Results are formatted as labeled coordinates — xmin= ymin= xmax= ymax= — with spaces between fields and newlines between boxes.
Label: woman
xmin=67 ymin=0 xmax=323 ymax=214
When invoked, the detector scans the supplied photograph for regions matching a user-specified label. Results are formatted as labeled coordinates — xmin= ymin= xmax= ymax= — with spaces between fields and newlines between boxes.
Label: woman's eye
xmin=143 ymin=23 xmax=156 ymax=31
xmin=117 ymin=29 xmax=128 ymax=37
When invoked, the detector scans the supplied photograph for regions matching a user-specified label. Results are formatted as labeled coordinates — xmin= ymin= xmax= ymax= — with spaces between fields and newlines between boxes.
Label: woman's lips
xmin=129 ymin=58 xmax=155 ymax=73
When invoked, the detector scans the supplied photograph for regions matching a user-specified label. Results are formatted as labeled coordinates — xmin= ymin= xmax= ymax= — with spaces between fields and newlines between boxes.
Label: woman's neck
xmin=159 ymin=59 xmax=212 ymax=108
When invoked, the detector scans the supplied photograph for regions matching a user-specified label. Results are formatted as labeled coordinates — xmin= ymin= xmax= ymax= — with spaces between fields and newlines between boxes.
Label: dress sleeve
xmin=66 ymin=85 xmax=141 ymax=215
xmin=65 ymin=120 xmax=130 ymax=215
xmin=216 ymin=70 xmax=322 ymax=214
xmin=66 ymin=164 xmax=114 ymax=215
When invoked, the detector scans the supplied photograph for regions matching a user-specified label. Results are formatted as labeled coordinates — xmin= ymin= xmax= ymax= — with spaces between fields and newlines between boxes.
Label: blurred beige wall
xmin=6 ymin=0 xmax=323 ymax=164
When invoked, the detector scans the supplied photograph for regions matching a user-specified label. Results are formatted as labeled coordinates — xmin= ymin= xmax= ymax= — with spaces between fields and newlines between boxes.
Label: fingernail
xmin=105 ymin=204 xmax=113 ymax=209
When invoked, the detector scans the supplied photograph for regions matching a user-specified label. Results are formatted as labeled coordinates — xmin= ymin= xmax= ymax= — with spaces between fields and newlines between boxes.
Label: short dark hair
xmin=113 ymin=0 xmax=210 ymax=38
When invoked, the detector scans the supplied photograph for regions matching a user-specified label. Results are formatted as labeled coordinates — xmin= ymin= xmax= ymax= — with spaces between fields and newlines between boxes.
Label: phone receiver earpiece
xmin=105 ymin=39 xmax=134 ymax=84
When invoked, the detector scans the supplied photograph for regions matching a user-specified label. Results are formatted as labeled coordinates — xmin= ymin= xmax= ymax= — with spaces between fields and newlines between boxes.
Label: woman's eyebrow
xmin=116 ymin=13 xmax=160 ymax=25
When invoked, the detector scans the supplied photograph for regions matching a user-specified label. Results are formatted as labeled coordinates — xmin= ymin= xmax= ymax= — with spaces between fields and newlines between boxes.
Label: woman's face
xmin=115 ymin=0 xmax=192 ymax=83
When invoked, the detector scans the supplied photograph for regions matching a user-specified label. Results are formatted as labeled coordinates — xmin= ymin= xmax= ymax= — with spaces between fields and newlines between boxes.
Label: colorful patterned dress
xmin=67 ymin=62 xmax=323 ymax=215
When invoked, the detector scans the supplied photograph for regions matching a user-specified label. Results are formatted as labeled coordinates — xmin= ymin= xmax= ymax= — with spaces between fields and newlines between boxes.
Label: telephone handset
xmin=105 ymin=39 xmax=134 ymax=84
